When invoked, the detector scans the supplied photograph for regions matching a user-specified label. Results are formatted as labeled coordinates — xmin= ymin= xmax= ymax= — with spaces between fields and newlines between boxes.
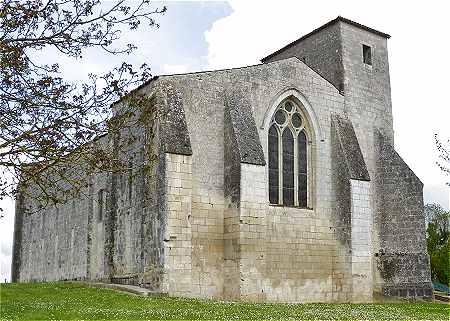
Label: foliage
xmin=425 ymin=203 xmax=450 ymax=286
xmin=0 ymin=282 xmax=449 ymax=320
xmin=0 ymin=0 xmax=166 ymax=212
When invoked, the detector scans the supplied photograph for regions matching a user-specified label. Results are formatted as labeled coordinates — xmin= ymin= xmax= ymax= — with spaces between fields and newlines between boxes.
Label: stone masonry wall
xmin=110 ymin=108 xmax=153 ymax=285
xmin=260 ymin=22 xmax=398 ymax=297
xmin=330 ymin=120 xmax=352 ymax=302
xmin=238 ymin=164 xmax=266 ymax=301
xmin=262 ymin=25 xmax=396 ymax=297
xmin=330 ymin=115 xmax=372 ymax=302
xmin=163 ymin=153 xmax=193 ymax=296
xmin=375 ymin=131 xmax=432 ymax=299
xmin=262 ymin=22 xmax=344 ymax=92
xmin=223 ymin=93 xmax=244 ymax=299
xmin=349 ymin=180 xmax=373 ymax=302
xmin=339 ymin=23 xmax=401 ymax=296
xmin=13 ymin=82 xmax=167 ymax=289
xmin=160 ymin=58 xmax=347 ymax=301
xmin=340 ymin=22 xmax=393 ymax=139
xmin=161 ymin=77 xmax=226 ymax=298
xmin=12 ymin=134 xmax=113 ymax=283
xmin=15 ymin=174 xmax=93 ymax=282
xmin=239 ymin=163 xmax=338 ymax=303
xmin=87 ymin=165 xmax=109 ymax=281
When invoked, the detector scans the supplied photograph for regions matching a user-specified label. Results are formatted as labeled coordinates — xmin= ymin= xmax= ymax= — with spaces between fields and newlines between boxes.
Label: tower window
xmin=268 ymin=99 xmax=312 ymax=208
xmin=363 ymin=44 xmax=372 ymax=65
xmin=97 ymin=189 xmax=107 ymax=222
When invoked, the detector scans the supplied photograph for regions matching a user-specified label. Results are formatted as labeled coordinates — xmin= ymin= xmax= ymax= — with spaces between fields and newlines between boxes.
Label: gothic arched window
xmin=268 ymin=99 xmax=310 ymax=208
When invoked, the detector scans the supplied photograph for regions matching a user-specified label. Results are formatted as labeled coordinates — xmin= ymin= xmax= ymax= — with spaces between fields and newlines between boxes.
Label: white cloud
xmin=162 ymin=63 xmax=189 ymax=74
xmin=205 ymin=1 xmax=307 ymax=70
xmin=205 ymin=0 xmax=450 ymax=199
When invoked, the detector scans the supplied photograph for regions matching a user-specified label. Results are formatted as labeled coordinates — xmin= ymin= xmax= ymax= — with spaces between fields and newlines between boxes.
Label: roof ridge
xmin=261 ymin=16 xmax=390 ymax=62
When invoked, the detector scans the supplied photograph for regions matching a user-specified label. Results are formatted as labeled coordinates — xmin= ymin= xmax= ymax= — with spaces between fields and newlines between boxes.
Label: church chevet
xmin=12 ymin=17 xmax=433 ymax=303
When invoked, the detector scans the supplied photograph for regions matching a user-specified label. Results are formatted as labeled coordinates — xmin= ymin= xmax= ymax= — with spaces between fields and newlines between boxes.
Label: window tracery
xmin=268 ymin=99 xmax=310 ymax=208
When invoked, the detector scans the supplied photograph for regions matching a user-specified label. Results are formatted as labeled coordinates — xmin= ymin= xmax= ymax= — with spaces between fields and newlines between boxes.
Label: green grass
xmin=0 ymin=282 xmax=448 ymax=320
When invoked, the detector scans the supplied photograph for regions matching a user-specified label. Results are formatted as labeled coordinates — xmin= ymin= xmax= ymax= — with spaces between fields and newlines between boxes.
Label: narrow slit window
xmin=98 ymin=189 xmax=104 ymax=222
xmin=282 ymin=129 xmax=294 ymax=206
xmin=298 ymin=131 xmax=308 ymax=208
xmin=128 ymin=160 xmax=133 ymax=204
xmin=268 ymin=125 xmax=279 ymax=204
xmin=363 ymin=44 xmax=372 ymax=65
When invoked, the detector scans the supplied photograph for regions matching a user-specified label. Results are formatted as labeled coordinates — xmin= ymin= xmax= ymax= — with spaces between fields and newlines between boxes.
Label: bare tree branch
xmin=0 ymin=0 xmax=166 ymax=211
xmin=435 ymin=134 xmax=450 ymax=186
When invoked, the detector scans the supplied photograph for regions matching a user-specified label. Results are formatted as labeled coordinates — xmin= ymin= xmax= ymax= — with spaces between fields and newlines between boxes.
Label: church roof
xmin=261 ymin=16 xmax=391 ymax=63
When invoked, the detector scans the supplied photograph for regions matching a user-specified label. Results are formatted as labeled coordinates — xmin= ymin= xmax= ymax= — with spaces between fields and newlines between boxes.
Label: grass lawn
xmin=0 ymin=282 xmax=448 ymax=320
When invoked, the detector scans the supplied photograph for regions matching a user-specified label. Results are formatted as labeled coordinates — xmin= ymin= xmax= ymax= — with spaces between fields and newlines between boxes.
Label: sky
xmin=1 ymin=0 xmax=449 ymax=282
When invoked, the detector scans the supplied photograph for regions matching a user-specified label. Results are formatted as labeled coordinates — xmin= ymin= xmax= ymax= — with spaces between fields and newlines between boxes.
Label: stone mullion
xmin=293 ymin=132 xmax=299 ymax=207
xmin=278 ymin=127 xmax=283 ymax=205
xmin=306 ymin=136 xmax=311 ymax=209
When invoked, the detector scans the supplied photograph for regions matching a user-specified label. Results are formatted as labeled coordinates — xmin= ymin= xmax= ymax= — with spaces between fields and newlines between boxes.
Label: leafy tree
xmin=0 ymin=0 xmax=166 ymax=212
xmin=425 ymin=203 xmax=449 ymax=286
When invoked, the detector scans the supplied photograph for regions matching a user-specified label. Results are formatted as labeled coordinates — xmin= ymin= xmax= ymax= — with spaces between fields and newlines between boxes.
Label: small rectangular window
xmin=98 ymin=189 xmax=104 ymax=221
xmin=128 ymin=160 xmax=133 ymax=204
xmin=363 ymin=44 xmax=372 ymax=65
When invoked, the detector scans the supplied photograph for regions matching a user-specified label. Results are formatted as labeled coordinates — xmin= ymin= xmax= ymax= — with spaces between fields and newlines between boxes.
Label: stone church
xmin=12 ymin=17 xmax=433 ymax=302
